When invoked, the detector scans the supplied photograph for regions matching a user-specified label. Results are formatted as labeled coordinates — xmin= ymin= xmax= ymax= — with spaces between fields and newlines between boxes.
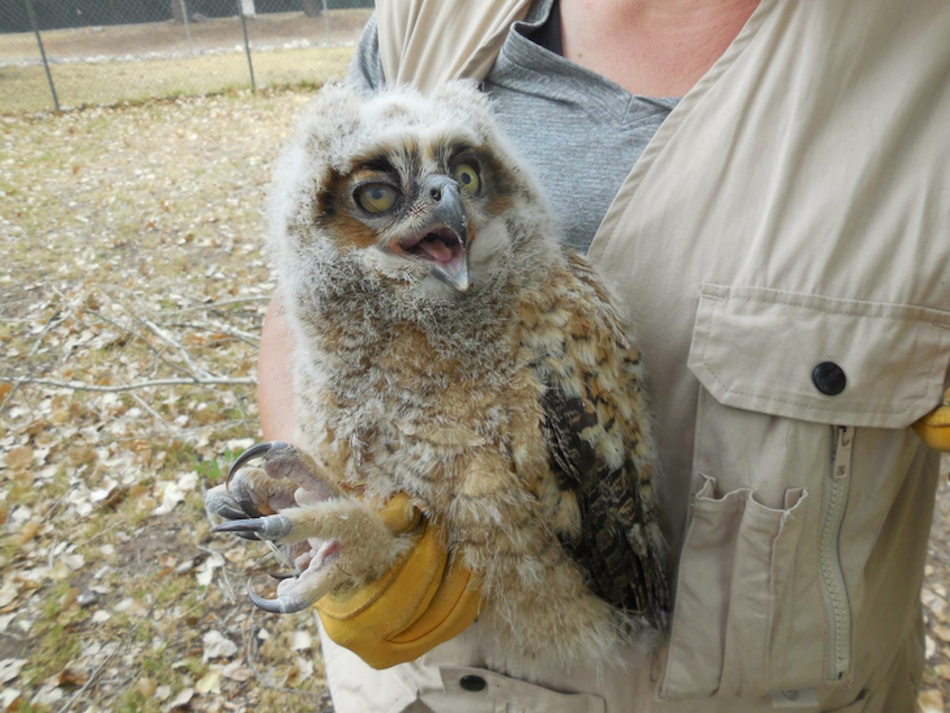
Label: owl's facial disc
xmin=387 ymin=175 xmax=471 ymax=291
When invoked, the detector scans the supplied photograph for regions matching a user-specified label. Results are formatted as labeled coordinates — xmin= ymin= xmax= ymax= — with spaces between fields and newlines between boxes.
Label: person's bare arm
xmin=258 ymin=290 xmax=298 ymax=444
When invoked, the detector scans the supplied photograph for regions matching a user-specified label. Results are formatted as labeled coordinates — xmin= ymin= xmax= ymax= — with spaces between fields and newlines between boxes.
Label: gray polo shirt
xmin=346 ymin=0 xmax=678 ymax=254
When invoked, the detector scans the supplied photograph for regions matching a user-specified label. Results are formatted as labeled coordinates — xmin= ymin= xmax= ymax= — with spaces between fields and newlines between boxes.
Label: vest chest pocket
xmin=659 ymin=284 xmax=950 ymax=700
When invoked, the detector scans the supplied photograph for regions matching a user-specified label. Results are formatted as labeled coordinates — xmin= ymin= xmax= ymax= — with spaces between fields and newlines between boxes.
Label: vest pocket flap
xmin=687 ymin=284 xmax=950 ymax=429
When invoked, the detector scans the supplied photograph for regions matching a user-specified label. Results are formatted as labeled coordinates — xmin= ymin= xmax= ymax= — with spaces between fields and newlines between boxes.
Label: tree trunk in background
xmin=302 ymin=0 xmax=322 ymax=17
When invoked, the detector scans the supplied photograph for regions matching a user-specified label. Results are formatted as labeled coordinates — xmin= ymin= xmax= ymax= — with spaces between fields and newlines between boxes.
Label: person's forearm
xmin=258 ymin=289 xmax=298 ymax=444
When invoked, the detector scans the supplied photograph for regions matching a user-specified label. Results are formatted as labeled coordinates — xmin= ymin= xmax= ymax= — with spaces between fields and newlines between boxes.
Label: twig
xmin=244 ymin=612 xmax=320 ymax=699
xmin=28 ymin=313 xmax=68 ymax=357
xmin=56 ymin=634 xmax=123 ymax=713
xmin=3 ymin=299 xmax=53 ymax=413
xmin=79 ymin=519 xmax=123 ymax=546
xmin=128 ymin=392 xmax=173 ymax=432
xmin=199 ymin=546 xmax=237 ymax=603
xmin=58 ymin=657 xmax=111 ymax=712
xmin=163 ymin=296 xmax=271 ymax=314
xmin=100 ymin=287 xmax=212 ymax=379
xmin=89 ymin=310 xmax=194 ymax=379
xmin=43 ymin=483 xmax=79 ymax=527
xmin=263 ymin=540 xmax=300 ymax=576
xmin=0 ymin=382 xmax=21 ymax=414
xmin=136 ymin=314 xmax=213 ymax=379
xmin=18 ymin=385 xmax=37 ymax=420
xmin=12 ymin=376 xmax=256 ymax=392
xmin=48 ymin=536 xmax=58 ymax=570
xmin=167 ymin=321 xmax=261 ymax=346
xmin=25 ymin=289 xmax=78 ymax=360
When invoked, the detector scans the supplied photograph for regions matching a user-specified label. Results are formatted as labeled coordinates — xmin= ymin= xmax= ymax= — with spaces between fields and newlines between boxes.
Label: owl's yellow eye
xmin=356 ymin=184 xmax=398 ymax=214
xmin=454 ymin=164 xmax=480 ymax=194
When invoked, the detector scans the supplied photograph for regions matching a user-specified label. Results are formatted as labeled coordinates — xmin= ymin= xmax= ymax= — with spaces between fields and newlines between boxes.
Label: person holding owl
xmin=245 ymin=0 xmax=950 ymax=711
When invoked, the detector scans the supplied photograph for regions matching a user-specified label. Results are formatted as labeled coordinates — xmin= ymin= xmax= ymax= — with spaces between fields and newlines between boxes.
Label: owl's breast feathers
xmin=301 ymin=248 xmax=669 ymax=628
xmin=519 ymin=251 xmax=670 ymax=628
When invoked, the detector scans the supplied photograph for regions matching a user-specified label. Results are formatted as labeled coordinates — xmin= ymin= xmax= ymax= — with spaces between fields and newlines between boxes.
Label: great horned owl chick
xmin=208 ymin=81 xmax=669 ymax=674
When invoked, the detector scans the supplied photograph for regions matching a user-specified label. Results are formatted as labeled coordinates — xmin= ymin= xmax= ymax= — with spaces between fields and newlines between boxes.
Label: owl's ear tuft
xmin=431 ymin=80 xmax=495 ymax=139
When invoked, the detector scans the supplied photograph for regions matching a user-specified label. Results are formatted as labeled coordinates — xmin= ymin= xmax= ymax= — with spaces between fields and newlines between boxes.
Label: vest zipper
xmin=819 ymin=425 xmax=854 ymax=681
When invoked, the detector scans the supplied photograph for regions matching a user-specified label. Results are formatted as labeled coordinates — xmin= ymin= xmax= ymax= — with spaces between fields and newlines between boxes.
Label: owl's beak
xmin=428 ymin=180 xmax=469 ymax=291
xmin=390 ymin=176 xmax=471 ymax=291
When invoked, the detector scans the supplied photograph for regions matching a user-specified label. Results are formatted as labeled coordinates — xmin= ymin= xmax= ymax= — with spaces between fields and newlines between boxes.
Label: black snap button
xmin=459 ymin=674 xmax=487 ymax=692
xmin=812 ymin=361 xmax=847 ymax=396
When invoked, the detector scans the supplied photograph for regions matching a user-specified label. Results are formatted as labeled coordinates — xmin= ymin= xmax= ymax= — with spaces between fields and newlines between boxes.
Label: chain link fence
xmin=0 ymin=0 xmax=373 ymax=113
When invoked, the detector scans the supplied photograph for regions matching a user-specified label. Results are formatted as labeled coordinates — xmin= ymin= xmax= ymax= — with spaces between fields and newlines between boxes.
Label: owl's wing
xmin=534 ymin=252 xmax=670 ymax=628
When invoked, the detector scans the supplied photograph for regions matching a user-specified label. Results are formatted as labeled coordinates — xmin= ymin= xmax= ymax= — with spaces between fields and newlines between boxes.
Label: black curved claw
xmin=246 ymin=579 xmax=309 ymax=614
xmin=226 ymin=442 xmax=278 ymax=489
xmin=212 ymin=514 xmax=293 ymax=542
xmin=213 ymin=518 xmax=266 ymax=535
xmin=268 ymin=570 xmax=297 ymax=581
xmin=215 ymin=504 xmax=249 ymax=520
xmin=233 ymin=532 xmax=261 ymax=541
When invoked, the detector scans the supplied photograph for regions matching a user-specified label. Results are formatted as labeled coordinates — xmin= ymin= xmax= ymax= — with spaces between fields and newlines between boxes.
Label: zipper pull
xmin=833 ymin=426 xmax=854 ymax=480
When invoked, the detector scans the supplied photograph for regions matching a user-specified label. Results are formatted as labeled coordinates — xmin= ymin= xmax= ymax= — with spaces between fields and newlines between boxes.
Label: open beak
xmin=389 ymin=176 xmax=471 ymax=291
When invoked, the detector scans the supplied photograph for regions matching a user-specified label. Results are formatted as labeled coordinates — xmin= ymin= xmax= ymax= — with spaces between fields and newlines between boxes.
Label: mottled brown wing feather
xmin=536 ymin=252 xmax=670 ymax=628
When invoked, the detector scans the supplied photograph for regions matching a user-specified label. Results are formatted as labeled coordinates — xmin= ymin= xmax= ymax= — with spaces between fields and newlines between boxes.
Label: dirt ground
xmin=1 ymin=87 xmax=949 ymax=712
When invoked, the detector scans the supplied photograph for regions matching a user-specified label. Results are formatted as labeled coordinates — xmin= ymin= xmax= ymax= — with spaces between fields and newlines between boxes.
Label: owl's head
xmin=270 ymin=81 xmax=549 ymax=302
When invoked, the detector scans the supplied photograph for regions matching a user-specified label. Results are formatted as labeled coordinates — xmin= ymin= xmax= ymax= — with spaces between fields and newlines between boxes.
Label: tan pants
xmin=318 ymin=616 xmax=922 ymax=713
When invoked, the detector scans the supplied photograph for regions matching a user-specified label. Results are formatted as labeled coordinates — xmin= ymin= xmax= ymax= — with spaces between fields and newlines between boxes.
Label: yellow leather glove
xmin=314 ymin=494 xmax=482 ymax=670
xmin=914 ymin=387 xmax=950 ymax=452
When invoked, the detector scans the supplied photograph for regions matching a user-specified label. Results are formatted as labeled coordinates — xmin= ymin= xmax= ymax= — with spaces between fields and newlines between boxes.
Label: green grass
xmin=117 ymin=690 xmax=159 ymax=713
xmin=194 ymin=447 xmax=237 ymax=485
xmin=23 ymin=622 xmax=83 ymax=686
xmin=1 ymin=45 xmax=353 ymax=113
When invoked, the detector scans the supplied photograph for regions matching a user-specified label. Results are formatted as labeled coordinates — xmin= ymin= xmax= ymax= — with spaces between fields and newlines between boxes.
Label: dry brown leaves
xmin=1 ymin=89 xmax=331 ymax=712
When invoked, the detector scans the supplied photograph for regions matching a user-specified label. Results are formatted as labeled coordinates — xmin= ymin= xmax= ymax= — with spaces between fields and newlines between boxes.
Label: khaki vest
xmin=322 ymin=1 xmax=950 ymax=711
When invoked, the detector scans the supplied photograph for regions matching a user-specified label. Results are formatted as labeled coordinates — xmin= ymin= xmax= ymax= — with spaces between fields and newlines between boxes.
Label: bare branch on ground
xmin=12 ymin=376 xmax=256 ymax=392
xmin=162 ymin=296 xmax=271 ymax=314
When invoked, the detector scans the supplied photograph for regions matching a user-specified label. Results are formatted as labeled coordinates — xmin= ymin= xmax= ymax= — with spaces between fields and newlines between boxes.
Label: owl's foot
xmin=212 ymin=488 xmax=410 ymax=614
xmin=205 ymin=442 xmax=357 ymax=608
xmin=206 ymin=440 xmax=344 ymax=530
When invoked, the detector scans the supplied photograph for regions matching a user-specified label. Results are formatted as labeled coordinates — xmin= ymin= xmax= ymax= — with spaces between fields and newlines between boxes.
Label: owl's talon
xmin=246 ymin=557 xmax=338 ymax=615
xmin=226 ymin=441 xmax=293 ymax=488
xmin=213 ymin=514 xmax=294 ymax=543
xmin=246 ymin=579 xmax=301 ymax=614
xmin=215 ymin=504 xmax=249 ymax=521
xmin=268 ymin=570 xmax=297 ymax=581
